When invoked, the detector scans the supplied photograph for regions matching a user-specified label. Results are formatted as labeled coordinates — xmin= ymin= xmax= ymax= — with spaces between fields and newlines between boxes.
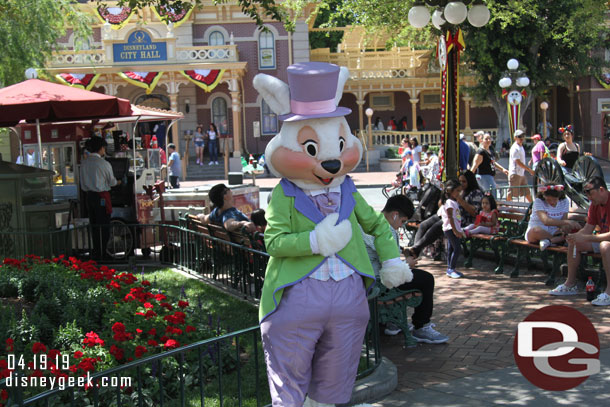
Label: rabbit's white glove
xmin=380 ymin=258 xmax=413 ymax=288
xmin=310 ymin=213 xmax=352 ymax=257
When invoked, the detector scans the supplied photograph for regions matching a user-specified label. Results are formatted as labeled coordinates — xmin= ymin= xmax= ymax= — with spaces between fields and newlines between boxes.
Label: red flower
xmin=112 ymin=322 xmax=126 ymax=334
xmin=135 ymin=346 xmax=148 ymax=358
xmin=160 ymin=302 xmax=173 ymax=311
xmin=147 ymin=328 xmax=157 ymax=336
xmin=178 ymin=300 xmax=189 ymax=308
xmin=113 ymin=332 xmax=130 ymax=342
xmin=73 ymin=351 xmax=84 ymax=359
xmin=154 ymin=293 xmax=167 ymax=302
xmin=31 ymin=369 xmax=44 ymax=378
xmin=141 ymin=280 xmax=151 ymax=286
xmin=164 ymin=339 xmax=179 ymax=349
xmin=186 ymin=325 xmax=196 ymax=333
xmin=1 ymin=389 xmax=8 ymax=401
xmin=110 ymin=345 xmax=124 ymax=361
xmin=143 ymin=302 xmax=154 ymax=309
xmin=48 ymin=349 xmax=61 ymax=360
xmin=5 ymin=338 xmax=13 ymax=352
xmin=136 ymin=328 xmax=143 ymax=335
xmin=147 ymin=339 xmax=158 ymax=346
xmin=144 ymin=310 xmax=157 ymax=320
xmin=0 ymin=360 xmax=7 ymax=369
xmin=32 ymin=342 xmax=47 ymax=354
xmin=83 ymin=331 xmax=105 ymax=348
xmin=77 ymin=359 xmax=95 ymax=372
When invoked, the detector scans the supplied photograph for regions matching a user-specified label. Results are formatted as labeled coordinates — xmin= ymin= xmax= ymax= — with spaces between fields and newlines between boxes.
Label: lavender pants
xmin=260 ymin=273 xmax=369 ymax=406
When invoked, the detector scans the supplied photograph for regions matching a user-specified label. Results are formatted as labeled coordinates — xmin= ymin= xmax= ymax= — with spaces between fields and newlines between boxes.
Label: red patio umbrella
xmin=0 ymin=78 xmax=132 ymax=167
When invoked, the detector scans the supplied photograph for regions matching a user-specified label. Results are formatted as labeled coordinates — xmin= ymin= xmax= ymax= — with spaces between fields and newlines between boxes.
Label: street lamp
xmin=499 ymin=59 xmax=530 ymax=142
xmin=540 ymin=101 xmax=549 ymax=140
xmin=365 ymin=108 xmax=374 ymax=172
xmin=408 ymin=0 xmax=490 ymax=181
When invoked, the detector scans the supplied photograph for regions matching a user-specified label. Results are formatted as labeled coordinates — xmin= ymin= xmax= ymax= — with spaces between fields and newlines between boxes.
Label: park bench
xmin=506 ymin=207 xmax=606 ymax=287
xmin=463 ymin=200 xmax=532 ymax=274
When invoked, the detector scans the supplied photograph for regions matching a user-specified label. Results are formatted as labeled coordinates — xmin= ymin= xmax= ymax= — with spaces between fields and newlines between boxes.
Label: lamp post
xmin=499 ymin=59 xmax=530 ymax=142
xmin=540 ymin=101 xmax=549 ymax=140
xmin=408 ymin=0 xmax=490 ymax=181
xmin=365 ymin=108 xmax=374 ymax=172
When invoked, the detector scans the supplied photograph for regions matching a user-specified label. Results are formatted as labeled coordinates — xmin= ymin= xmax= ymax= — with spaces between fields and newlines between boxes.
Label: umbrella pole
xmin=36 ymin=119 xmax=43 ymax=168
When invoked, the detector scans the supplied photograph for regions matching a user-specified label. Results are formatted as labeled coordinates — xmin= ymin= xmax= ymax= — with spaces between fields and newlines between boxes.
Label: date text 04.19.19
xmin=6 ymin=353 xmax=71 ymax=371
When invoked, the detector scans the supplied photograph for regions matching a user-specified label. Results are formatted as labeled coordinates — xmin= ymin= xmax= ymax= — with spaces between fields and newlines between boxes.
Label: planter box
xmin=379 ymin=158 xmax=402 ymax=172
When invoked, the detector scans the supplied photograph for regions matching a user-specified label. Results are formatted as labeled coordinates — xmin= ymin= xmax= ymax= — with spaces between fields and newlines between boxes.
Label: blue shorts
xmin=194 ymin=140 xmax=205 ymax=147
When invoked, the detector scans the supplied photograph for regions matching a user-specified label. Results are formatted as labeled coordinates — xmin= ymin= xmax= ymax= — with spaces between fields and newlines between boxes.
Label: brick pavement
xmin=380 ymin=255 xmax=610 ymax=395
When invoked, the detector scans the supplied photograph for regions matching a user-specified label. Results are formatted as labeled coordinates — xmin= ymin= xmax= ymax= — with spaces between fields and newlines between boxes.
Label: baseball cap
xmin=474 ymin=130 xmax=485 ymax=137
xmin=460 ymin=133 xmax=465 ymax=140
xmin=514 ymin=129 xmax=525 ymax=138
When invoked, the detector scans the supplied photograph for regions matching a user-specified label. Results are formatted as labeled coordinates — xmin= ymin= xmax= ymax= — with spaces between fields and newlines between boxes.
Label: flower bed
xmin=0 ymin=255 xmax=266 ymax=406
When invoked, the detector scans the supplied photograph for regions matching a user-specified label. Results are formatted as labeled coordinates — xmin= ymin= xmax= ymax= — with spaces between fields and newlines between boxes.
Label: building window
xmin=259 ymin=31 xmax=275 ymax=69
xmin=209 ymin=31 xmax=225 ymax=46
xmin=420 ymin=92 xmax=442 ymax=110
xmin=212 ymin=97 xmax=228 ymax=136
xmin=368 ymin=93 xmax=394 ymax=111
xmin=261 ymin=100 xmax=278 ymax=135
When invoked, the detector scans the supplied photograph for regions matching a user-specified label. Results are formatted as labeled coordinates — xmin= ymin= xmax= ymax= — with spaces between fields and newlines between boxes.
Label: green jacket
xmin=260 ymin=177 xmax=400 ymax=322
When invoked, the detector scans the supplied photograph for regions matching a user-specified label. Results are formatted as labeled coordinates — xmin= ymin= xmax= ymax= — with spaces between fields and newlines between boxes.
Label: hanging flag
xmin=118 ymin=71 xmax=164 ymax=94
xmin=180 ymin=70 xmax=226 ymax=92
xmin=96 ymin=6 xmax=134 ymax=29
xmin=55 ymin=73 xmax=101 ymax=91
xmin=596 ymin=73 xmax=610 ymax=90
xmin=153 ymin=5 xmax=194 ymax=28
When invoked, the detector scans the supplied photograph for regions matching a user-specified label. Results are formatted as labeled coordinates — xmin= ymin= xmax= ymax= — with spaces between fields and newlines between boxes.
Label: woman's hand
xmin=454 ymin=230 xmax=465 ymax=239
xmin=562 ymin=220 xmax=581 ymax=232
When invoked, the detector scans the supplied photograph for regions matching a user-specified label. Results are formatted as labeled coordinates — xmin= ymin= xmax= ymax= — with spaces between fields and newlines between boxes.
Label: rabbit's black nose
xmin=321 ymin=160 xmax=341 ymax=174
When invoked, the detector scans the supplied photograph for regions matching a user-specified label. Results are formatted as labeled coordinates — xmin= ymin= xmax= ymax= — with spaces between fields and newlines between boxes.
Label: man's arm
xmin=515 ymin=159 xmax=535 ymax=175
xmin=224 ymin=217 xmax=255 ymax=233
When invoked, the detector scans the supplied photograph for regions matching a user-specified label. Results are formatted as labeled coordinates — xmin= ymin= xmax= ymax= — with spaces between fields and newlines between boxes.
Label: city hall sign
xmin=113 ymin=30 xmax=167 ymax=63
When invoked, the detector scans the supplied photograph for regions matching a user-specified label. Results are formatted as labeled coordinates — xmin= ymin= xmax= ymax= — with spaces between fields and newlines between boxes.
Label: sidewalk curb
xmin=342 ymin=357 xmax=397 ymax=406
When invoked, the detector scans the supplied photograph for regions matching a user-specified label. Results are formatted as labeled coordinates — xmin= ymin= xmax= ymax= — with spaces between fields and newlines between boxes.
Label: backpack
xmin=416 ymin=183 xmax=442 ymax=222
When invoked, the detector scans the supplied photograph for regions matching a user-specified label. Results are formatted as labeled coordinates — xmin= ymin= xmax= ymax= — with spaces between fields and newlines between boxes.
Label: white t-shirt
xmin=527 ymin=198 xmax=569 ymax=232
xmin=412 ymin=145 xmax=422 ymax=163
xmin=439 ymin=199 xmax=463 ymax=233
xmin=509 ymin=143 xmax=526 ymax=176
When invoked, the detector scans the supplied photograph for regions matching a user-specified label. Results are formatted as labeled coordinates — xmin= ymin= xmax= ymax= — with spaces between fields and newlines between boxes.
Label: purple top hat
xmin=279 ymin=62 xmax=351 ymax=122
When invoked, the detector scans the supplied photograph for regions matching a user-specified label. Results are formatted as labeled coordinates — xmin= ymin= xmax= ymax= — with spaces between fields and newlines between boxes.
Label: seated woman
xmin=200 ymin=183 xmax=256 ymax=233
xmin=524 ymin=184 xmax=581 ymax=250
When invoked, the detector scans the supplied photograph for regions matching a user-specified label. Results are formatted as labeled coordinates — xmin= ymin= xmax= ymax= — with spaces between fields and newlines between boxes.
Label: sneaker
xmin=592 ymin=292 xmax=610 ymax=306
xmin=540 ymin=239 xmax=551 ymax=251
xmin=549 ymin=283 xmax=581 ymax=296
xmin=412 ymin=323 xmax=449 ymax=344
xmin=384 ymin=323 xmax=402 ymax=336
xmin=446 ymin=269 xmax=462 ymax=279
xmin=215 ymin=161 xmax=219 ymax=165
xmin=196 ymin=159 xmax=200 ymax=164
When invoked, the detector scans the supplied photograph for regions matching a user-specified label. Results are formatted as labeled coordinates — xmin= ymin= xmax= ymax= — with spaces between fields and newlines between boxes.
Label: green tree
xmin=0 ymin=0 xmax=92 ymax=87
xmin=295 ymin=0 xmax=608 ymax=143
xmin=111 ymin=0 xmax=287 ymax=29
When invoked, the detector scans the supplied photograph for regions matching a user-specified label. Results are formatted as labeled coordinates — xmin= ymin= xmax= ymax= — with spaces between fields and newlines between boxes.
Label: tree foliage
xmin=111 ymin=0 xmax=288 ymax=29
xmin=0 ymin=0 xmax=92 ymax=87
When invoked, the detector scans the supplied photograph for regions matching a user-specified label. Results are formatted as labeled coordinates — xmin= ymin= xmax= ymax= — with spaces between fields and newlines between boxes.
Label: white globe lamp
xmin=444 ymin=1 xmax=468 ymax=25
xmin=516 ymin=77 xmax=530 ymax=87
xmin=467 ymin=1 xmax=491 ymax=27
xmin=498 ymin=77 xmax=512 ymax=88
xmin=408 ymin=3 xmax=431 ymax=28
xmin=25 ymin=68 xmax=38 ymax=79
xmin=507 ymin=59 xmax=519 ymax=70
xmin=540 ymin=101 xmax=549 ymax=110
xmin=432 ymin=9 xmax=446 ymax=29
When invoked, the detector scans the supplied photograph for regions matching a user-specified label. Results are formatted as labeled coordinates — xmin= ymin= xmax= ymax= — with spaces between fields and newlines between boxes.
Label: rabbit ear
xmin=253 ymin=73 xmax=291 ymax=116
xmin=334 ymin=67 xmax=350 ymax=106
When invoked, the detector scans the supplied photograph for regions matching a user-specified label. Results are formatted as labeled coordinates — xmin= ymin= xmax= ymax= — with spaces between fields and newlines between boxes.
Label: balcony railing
xmin=357 ymin=128 xmax=499 ymax=147
xmin=49 ymin=45 xmax=239 ymax=67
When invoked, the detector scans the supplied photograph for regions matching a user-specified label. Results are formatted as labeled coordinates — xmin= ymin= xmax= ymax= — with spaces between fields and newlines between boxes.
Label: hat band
xmin=290 ymin=98 xmax=336 ymax=116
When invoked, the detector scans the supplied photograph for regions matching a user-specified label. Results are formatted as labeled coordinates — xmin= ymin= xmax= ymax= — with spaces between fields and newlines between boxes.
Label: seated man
xmin=200 ymin=183 xmax=256 ymax=233
xmin=361 ymin=194 xmax=448 ymax=344
xmin=549 ymin=176 xmax=610 ymax=306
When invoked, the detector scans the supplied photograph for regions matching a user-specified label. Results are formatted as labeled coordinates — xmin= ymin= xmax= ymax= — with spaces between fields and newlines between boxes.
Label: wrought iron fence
xmin=0 ymin=222 xmax=383 ymax=406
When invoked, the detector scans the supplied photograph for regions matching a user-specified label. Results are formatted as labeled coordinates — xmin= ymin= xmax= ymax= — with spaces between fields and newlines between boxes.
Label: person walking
xmin=207 ymin=123 xmax=219 ymax=165
xmin=80 ymin=136 xmax=120 ymax=260
xmin=557 ymin=125 xmax=581 ymax=172
xmin=167 ymin=143 xmax=181 ymax=188
xmin=508 ymin=130 xmax=535 ymax=202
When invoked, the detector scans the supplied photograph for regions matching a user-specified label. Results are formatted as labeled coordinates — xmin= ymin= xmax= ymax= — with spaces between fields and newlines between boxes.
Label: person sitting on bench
xmin=201 ymin=183 xmax=256 ymax=233
xmin=361 ymin=194 xmax=448 ymax=344
xmin=549 ymin=176 xmax=610 ymax=306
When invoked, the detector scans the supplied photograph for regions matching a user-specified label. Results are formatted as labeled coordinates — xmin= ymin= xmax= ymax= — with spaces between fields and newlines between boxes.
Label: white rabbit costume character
xmin=253 ymin=62 xmax=412 ymax=407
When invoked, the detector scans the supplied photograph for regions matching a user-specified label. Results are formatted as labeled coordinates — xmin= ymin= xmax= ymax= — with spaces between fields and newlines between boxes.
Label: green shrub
xmin=429 ymin=145 xmax=440 ymax=154
xmin=20 ymin=274 xmax=40 ymax=302
xmin=54 ymin=321 xmax=83 ymax=351
xmin=385 ymin=147 xmax=399 ymax=158
xmin=0 ymin=274 xmax=18 ymax=297
xmin=7 ymin=309 xmax=40 ymax=350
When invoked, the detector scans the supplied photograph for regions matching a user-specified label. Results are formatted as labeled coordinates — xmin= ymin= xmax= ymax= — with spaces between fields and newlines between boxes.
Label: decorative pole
xmin=409 ymin=0 xmax=490 ymax=180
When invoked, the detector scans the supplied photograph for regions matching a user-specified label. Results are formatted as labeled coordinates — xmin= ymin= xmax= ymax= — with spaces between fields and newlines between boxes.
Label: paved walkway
xmin=371 ymin=255 xmax=610 ymax=406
